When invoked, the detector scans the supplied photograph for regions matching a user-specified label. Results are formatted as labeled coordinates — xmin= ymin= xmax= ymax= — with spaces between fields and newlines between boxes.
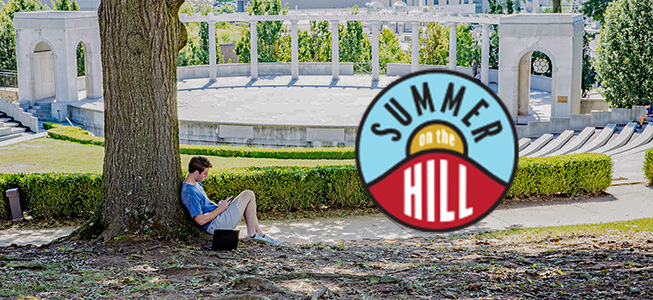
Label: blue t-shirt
xmin=647 ymin=106 xmax=653 ymax=115
xmin=181 ymin=182 xmax=218 ymax=231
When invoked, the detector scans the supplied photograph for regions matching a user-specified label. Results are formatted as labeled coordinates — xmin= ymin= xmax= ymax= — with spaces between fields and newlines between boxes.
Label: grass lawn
xmin=0 ymin=137 xmax=354 ymax=174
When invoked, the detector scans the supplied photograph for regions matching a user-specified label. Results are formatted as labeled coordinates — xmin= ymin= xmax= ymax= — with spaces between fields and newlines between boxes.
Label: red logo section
xmin=368 ymin=152 xmax=506 ymax=230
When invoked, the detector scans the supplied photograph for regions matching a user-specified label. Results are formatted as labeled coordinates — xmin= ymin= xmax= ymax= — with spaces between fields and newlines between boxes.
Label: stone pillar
xmin=371 ymin=21 xmax=379 ymax=81
xmin=85 ymin=40 xmax=103 ymax=99
xmin=208 ymin=21 xmax=217 ymax=81
xmin=291 ymin=19 xmax=299 ymax=80
xmin=250 ymin=21 xmax=258 ymax=80
xmin=411 ymin=21 xmax=420 ymax=72
xmin=331 ymin=19 xmax=339 ymax=80
xmin=481 ymin=23 xmax=490 ymax=85
xmin=15 ymin=29 xmax=33 ymax=101
xmin=448 ymin=22 xmax=457 ymax=70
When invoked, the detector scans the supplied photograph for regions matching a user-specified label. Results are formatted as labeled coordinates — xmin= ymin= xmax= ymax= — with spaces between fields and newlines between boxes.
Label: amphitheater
xmin=0 ymin=8 xmax=651 ymax=163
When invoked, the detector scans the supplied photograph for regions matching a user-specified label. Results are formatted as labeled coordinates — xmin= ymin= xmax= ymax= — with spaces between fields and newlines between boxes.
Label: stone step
xmin=10 ymin=127 xmax=27 ymax=134
xmin=31 ymin=114 xmax=53 ymax=119
xmin=28 ymin=109 xmax=50 ymax=114
xmin=0 ymin=117 xmax=11 ymax=123
xmin=0 ymin=132 xmax=24 ymax=142
xmin=0 ymin=127 xmax=13 ymax=136
xmin=0 ymin=122 xmax=19 ymax=128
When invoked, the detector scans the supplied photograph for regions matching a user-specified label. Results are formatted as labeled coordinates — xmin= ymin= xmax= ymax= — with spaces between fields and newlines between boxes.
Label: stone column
xmin=448 ymin=22 xmax=457 ymax=70
xmin=250 ymin=21 xmax=258 ymax=80
xmin=85 ymin=40 xmax=103 ymax=99
xmin=291 ymin=19 xmax=299 ymax=80
xmin=411 ymin=21 xmax=420 ymax=72
xmin=208 ymin=21 xmax=217 ymax=81
xmin=371 ymin=20 xmax=379 ymax=81
xmin=481 ymin=23 xmax=490 ymax=85
xmin=331 ymin=19 xmax=339 ymax=80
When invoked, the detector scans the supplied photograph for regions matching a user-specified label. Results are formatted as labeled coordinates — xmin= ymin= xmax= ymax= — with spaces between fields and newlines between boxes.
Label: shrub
xmin=46 ymin=124 xmax=355 ymax=160
xmin=507 ymin=153 xmax=612 ymax=199
xmin=644 ymin=149 xmax=653 ymax=186
xmin=0 ymin=173 xmax=101 ymax=220
xmin=595 ymin=0 xmax=653 ymax=107
xmin=0 ymin=154 xmax=613 ymax=221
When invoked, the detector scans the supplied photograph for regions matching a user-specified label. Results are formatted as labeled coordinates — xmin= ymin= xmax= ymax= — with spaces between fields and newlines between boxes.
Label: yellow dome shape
xmin=408 ymin=123 xmax=467 ymax=156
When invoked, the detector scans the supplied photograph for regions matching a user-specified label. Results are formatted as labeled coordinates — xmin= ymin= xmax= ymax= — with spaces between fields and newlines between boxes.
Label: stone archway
xmin=14 ymin=11 xmax=102 ymax=121
xmin=515 ymin=49 xmax=556 ymax=123
xmin=498 ymin=14 xmax=583 ymax=121
xmin=32 ymin=41 xmax=56 ymax=100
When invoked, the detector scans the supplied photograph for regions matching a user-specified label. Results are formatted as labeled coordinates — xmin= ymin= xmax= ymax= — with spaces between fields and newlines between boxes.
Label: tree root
xmin=269 ymin=272 xmax=400 ymax=284
xmin=219 ymin=294 xmax=271 ymax=300
xmin=221 ymin=276 xmax=305 ymax=299
xmin=310 ymin=286 xmax=328 ymax=300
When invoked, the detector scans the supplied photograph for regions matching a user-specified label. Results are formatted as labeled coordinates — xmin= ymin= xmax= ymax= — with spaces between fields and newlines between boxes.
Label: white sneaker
xmin=250 ymin=233 xmax=281 ymax=246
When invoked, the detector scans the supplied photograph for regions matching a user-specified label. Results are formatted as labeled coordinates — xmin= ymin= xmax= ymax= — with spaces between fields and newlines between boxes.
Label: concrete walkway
xmin=1 ymin=183 xmax=651 ymax=247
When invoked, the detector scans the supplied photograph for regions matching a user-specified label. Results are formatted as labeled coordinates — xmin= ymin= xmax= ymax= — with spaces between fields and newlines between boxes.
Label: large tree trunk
xmin=95 ymin=0 xmax=197 ymax=240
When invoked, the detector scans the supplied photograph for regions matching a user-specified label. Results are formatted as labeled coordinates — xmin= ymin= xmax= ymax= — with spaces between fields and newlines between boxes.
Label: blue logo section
xmin=358 ymin=71 xmax=516 ymax=184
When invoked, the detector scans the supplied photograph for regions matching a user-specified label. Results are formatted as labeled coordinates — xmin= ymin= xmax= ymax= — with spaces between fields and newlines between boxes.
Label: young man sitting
xmin=638 ymin=102 xmax=653 ymax=129
xmin=181 ymin=156 xmax=280 ymax=245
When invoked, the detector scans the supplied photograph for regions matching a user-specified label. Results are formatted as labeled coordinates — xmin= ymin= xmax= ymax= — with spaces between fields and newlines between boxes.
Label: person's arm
xmin=193 ymin=197 xmax=232 ymax=226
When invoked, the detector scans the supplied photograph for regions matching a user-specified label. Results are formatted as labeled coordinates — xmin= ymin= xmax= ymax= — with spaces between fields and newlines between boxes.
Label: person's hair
xmin=188 ymin=156 xmax=213 ymax=174
xmin=645 ymin=101 xmax=651 ymax=106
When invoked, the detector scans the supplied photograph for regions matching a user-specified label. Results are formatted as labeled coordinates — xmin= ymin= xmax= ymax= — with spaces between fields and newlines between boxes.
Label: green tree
xmin=88 ymin=0 xmax=192 ymax=240
xmin=596 ymin=0 xmax=653 ymax=107
xmin=296 ymin=21 xmax=331 ymax=63
xmin=418 ymin=22 xmax=448 ymax=65
xmin=582 ymin=0 xmax=614 ymax=23
xmin=52 ymin=0 xmax=79 ymax=10
xmin=581 ymin=32 xmax=597 ymax=97
xmin=0 ymin=0 xmax=43 ymax=70
xmin=379 ymin=28 xmax=407 ymax=72
xmin=455 ymin=24 xmax=480 ymax=67
xmin=235 ymin=0 xmax=286 ymax=63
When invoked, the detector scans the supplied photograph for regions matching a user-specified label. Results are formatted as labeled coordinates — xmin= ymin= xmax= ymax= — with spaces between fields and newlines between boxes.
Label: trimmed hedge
xmin=645 ymin=149 xmax=653 ymax=186
xmin=0 ymin=173 xmax=102 ymax=220
xmin=0 ymin=154 xmax=612 ymax=221
xmin=507 ymin=153 xmax=612 ymax=199
xmin=44 ymin=124 xmax=355 ymax=160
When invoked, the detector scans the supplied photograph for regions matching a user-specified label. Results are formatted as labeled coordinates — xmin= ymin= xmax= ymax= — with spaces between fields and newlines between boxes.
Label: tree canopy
xmin=595 ymin=0 xmax=653 ymax=106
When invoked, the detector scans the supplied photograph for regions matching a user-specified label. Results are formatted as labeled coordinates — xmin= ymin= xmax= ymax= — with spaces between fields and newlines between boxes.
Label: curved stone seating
xmin=546 ymin=126 xmax=596 ymax=156
xmin=527 ymin=130 xmax=574 ymax=157
xmin=592 ymin=122 xmax=636 ymax=154
xmin=572 ymin=124 xmax=616 ymax=154
xmin=518 ymin=138 xmax=531 ymax=152
xmin=604 ymin=124 xmax=653 ymax=156
xmin=519 ymin=133 xmax=553 ymax=157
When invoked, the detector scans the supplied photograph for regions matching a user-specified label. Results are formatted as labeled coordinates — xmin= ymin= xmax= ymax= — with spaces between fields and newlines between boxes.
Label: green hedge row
xmin=0 ymin=173 xmax=102 ymax=220
xmin=44 ymin=123 xmax=355 ymax=160
xmin=507 ymin=153 xmax=612 ymax=199
xmin=645 ymin=149 xmax=653 ymax=186
xmin=0 ymin=154 xmax=612 ymax=221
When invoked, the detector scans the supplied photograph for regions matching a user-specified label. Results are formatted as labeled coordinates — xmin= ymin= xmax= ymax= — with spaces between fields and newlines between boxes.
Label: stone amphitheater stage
xmin=70 ymin=75 xmax=551 ymax=147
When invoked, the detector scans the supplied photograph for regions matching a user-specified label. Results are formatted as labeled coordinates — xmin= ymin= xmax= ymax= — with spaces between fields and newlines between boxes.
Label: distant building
xmin=283 ymin=0 xmax=487 ymax=14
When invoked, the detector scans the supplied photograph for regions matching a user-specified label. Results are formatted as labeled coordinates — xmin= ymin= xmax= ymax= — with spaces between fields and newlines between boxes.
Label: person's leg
xmin=231 ymin=190 xmax=264 ymax=237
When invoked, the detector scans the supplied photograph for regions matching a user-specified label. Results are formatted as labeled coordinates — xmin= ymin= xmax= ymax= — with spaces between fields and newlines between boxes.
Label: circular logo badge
xmin=356 ymin=70 xmax=517 ymax=232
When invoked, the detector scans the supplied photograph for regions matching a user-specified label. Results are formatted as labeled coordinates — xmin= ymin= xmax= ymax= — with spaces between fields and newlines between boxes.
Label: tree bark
xmin=96 ymin=0 xmax=199 ymax=240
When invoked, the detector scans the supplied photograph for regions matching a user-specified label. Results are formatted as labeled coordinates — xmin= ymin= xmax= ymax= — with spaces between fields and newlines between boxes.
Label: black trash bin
xmin=210 ymin=230 xmax=240 ymax=250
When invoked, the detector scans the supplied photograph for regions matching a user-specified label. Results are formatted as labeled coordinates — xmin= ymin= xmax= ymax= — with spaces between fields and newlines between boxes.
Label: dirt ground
xmin=1 ymin=225 xmax=652 ymax=299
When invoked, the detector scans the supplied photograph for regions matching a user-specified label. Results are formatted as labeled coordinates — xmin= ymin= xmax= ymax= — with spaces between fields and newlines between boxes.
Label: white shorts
xmin=206 ymin=204 xmax=243 ymax=234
